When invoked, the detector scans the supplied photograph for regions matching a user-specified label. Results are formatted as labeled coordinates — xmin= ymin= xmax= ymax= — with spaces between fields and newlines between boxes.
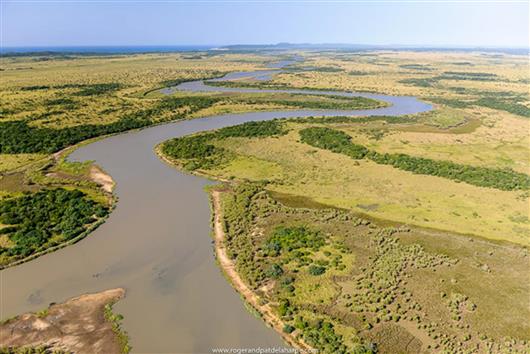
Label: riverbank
xmin=0 ymin=288 xmax=129 ymax=354
xmin=210 ymin=189 xmax=314 ymax=352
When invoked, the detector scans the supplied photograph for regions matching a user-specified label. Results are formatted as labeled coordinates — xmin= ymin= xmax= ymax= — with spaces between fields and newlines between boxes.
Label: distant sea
xmin=1 ymin=44 xmax=528 ymax=56
xmin=0 ymin=45 xmax=216 ymax=55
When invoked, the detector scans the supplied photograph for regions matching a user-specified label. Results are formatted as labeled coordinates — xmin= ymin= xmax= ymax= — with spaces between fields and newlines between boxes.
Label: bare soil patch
xmin=0 ymin=288 xmax=125 ymax=354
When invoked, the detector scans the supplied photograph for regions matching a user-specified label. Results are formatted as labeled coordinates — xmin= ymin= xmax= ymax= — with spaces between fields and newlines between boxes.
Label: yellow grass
xmin=211 ymin=129 xmax=529 ymax=246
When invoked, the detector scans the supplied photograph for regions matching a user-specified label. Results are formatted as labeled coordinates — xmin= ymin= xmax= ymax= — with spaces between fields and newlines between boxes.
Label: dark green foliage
xmin=217 ymin=120 xmax=286 ymax=138
xmin=21 ymin=83 xmax=122 ymax=95
xmin=21 ymin=85 xmax=50 ymax=91
xmin=0 ymin=118 xmax=150 ymax=154
xmin=283 ymin=324 xmax=295 ymax=333
xmin=399 ymin=78 xmax=438 ymax=87
xmin=205 ymin=80 xmax=347 ymax=93
xmin=220 ymin=183 xmax=266 ymax=286
xmin=161 ymin=134 xmax=224 ymax=171
xmin=441 ymin=71 xmax=498 ymax=81
xmin=299 ymin=127 xmax=368 ymax=159
xmin=300 ymin=127 xmax=530 ymax=191
xmin=279 ymin=275 xmax=295 ymax=293
xmin=474 ymin=97 xmax=530 ymax=117
xmin=349 ymin=71 xmax=371 ymax=76
xmin=277 ymin=298 xmax=293 ymax=316
xmin=295 ymin=115 xmax=414 ymax=125
xmin=162 ymin=134 xmax=218 ymax=159
xmin=286 ymin=66 xmax=343 ymax=73
xmin=399 ymin=64 xmax=433 ymax=71
xmin=368 ymin=151 xmax=530 ymax=191
xmin=436 ymin=89 xmax=530 ymax=117
xmin=161 ymin=120 xmax=286 ymax=171
xmin=426 ymin=97 xmax=471 ymax=108
xmin=301 ymin=319 xmax=348 ymax=354
xmin=1 ymin=96 xmax=220 ymax=154
xmin=274 ymin=96 xmax=382 ymax=110
xmin=159 ymin=72 xmax=224 ymax=87
xmin=0 ymin=189 xmax=108 ymax=260
xmin=401 ymin=71 xmax=501 ymax=90
xmin=0 ymin=346 xmax=67 ymax=354
xmin=308 ymin=264 xmax=326 ymax=276
xmin=74 ymin=83 xmax=122 ymax=96
xmin=156 ymin=96 xmax=219 ymax=112
xmin=265 ymin=226 xmax=325 ymax=256
xmin=265 ymin=263 xmax=284 ymax=278
xmin=223 ymin=94 xmax=384 ymax=110
xmin=45 ymin=97 xmax=78 ymax=108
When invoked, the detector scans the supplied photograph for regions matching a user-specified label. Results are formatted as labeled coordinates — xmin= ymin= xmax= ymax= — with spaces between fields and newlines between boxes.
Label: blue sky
xmin=1 ymin=1 xmax=528 ymax=48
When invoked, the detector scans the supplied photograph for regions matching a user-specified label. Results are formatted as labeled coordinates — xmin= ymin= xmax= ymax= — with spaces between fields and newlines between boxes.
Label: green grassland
xmin=214 ymin=183 xmax=529 ymax=353
xmin=160 ymin=116 xmax=529 ymax=246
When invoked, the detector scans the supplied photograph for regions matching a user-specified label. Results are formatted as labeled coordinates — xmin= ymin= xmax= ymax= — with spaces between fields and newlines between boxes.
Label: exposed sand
xmin=0 ymin=288 xmax=126 ymax=354
xmin=89 ymin=165 xmax=115 ymax=193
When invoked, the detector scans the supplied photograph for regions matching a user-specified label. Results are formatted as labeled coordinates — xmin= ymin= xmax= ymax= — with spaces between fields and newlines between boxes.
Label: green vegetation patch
xmin=217 ymin=120 xmax=286 ymax=138
xmin=104 ymin=302 xmax=131 ymax=353
xmin=161 ymin=133 xmax=226 ymax=171
xmin=398 ymin=78 xmax=438 ymax=88
xmin=286 ymin=66 xmax=344 ymax=73
xmin=161 ymin=120 xmax=286 ymax=171
xmin=74 ymin=83 xmax=123 ymax=96
xmin=0 ymin=188 xmax=108 ymax=264
xmin=264 ymin=226 xmax=325 ymax=256
xmin=399 ymin=64 xmax=433 ymax=71
xmin=474 ymin=97 xmax=530 ymax=117
xmin=299 ymin=127 xmax=369 ymax=159
xmin=440 ymin=71 xmax=498 ymax=81
xmin=295 ymin=115 xmax=415 ymax=125
xmin=0 ymin=96 xmax=221 ymax=154
xmin=299 ymin=127 xmax=530 ymax=191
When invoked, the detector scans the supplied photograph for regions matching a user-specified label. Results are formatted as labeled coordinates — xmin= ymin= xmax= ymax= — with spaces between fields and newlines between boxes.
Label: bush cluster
xmin=0 ymin=189 xmax=108 ymax=261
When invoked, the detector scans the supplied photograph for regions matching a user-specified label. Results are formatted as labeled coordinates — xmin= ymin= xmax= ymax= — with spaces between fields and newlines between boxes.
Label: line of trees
xmin=1 ymin=96 xmax=221 ymax=154
xmin=300 ymin=127 xmax=530 ymax=191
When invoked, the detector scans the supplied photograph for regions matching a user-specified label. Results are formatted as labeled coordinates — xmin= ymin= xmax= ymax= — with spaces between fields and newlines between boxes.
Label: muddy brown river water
xmin=1 ymin=61 xmax=431 ymax=353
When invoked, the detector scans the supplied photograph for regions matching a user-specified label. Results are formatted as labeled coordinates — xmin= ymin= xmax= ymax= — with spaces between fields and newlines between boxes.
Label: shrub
xmin=308 ymin=265 xmax=326 ymax=276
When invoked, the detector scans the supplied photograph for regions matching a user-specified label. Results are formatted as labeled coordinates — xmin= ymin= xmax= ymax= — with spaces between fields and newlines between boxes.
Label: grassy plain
xmin=159 ymin=50 xmax=529 ymax=353
xmin=181 ymin=119 xmax=529 ymax=245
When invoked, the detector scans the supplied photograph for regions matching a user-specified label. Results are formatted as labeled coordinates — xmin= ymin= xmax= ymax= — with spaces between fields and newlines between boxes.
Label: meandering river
xmin=1 ymin=60 xmax=431 ymax=353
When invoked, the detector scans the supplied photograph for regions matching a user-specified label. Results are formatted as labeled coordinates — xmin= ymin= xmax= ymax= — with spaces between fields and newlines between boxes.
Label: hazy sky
xmin=1 ymin=1 xmax=529 ymax=48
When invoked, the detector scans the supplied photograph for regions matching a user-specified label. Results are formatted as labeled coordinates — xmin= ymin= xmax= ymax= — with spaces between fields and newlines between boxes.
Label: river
xmin=1 ymin=60 xmax=431 ymax=353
